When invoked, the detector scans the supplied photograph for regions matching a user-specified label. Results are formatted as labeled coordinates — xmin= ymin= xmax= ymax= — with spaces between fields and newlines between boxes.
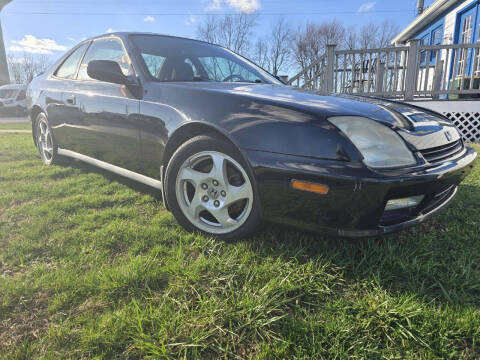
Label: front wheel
xmin=165 ymin=135 xmax=261 ymax=240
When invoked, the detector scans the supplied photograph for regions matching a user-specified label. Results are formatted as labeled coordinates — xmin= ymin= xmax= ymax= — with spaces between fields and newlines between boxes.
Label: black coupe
xmin=27 ymin=32 xmax=477 ymax=239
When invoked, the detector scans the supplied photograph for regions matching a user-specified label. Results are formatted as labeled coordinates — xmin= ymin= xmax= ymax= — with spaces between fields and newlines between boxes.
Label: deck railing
xmin=287 ymin=40 xmax=480 ymax=101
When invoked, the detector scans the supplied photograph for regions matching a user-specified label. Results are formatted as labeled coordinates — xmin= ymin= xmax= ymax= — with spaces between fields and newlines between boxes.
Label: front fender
xmin=226 ymin=115 xmax=360 ymax=162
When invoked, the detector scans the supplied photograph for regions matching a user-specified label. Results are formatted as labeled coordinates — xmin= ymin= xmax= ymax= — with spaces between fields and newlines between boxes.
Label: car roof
xmin=84 ymin=32 xmax=221 ymax=48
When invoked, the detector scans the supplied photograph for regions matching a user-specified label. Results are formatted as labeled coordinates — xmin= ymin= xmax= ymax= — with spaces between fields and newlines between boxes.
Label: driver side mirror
xmin=87 ymin=60 xmax=129 ymax=85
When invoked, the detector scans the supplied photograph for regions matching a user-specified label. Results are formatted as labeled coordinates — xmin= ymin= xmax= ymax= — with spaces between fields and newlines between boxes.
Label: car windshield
xmin=0 ymin=89 xmax=18 ymax=98
xmin=131 ymin=35 xmax=282 ymax=85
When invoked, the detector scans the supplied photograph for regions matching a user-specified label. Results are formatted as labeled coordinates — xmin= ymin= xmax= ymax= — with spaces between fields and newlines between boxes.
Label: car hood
xmin=177 ymin=82 xmax=460 ymax=150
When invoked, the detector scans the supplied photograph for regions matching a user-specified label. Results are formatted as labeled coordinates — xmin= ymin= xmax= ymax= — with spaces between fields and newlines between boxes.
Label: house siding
xmin=405 ymin=0 xmax=480 ymax=93
xmin=410 ymin=0 xmax=475 ymax=44
xmin=444 ymin=0 xmax=478 ymax=44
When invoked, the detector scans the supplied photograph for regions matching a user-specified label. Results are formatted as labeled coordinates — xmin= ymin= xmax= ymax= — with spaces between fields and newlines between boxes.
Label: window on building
xmin=475 ymin=23 xmax=480 ymax=76
xmin=457 ymin=14 xmax=473 ymax=76
xmin=431 ymin=27 xmax=443 ymax=61
xmin=432 ymin=27 xmax=443 ymax=45
xmin=419 ymin=34 xmax=429 ymax=64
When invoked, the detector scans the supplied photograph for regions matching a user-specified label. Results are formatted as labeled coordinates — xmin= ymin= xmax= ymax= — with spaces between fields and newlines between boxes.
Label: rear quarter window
xmin=55 ymin=43 xmax=90 ymax=79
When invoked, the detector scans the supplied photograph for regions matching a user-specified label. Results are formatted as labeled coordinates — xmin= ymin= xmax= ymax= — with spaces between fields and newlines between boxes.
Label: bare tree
xmin=356 ymin=21 xmax=400 ymax=50
xmin=376 ymin=20 xmax=400 ymax=48
xmin=292 ymin=21 xmax=345 ymax=83
xmin=7 ymin=52 xmax=51 ymax=84
xmin=252 ymin=38 xmax=269 ymax=70
xmin=344 ymin=26 xmax=359 ymax=50
xmin=197 ymin=14 xmax=258 ymax=55
xmin=268 ymin=18 xmax=292 ymax=76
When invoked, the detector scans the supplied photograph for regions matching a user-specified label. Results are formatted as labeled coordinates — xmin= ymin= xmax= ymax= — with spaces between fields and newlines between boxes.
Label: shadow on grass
xmin=58 ymin=156 xmax=163 ymax=200
xmin=58 ymin=157 xmax=480 ymax=308
xmin=246 ymin=183 xmax=480 ymax=308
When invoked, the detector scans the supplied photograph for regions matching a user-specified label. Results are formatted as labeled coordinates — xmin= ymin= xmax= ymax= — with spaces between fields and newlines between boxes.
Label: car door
xmin=62 ymin=37 xmax=142 ymax=172
xmin=49 ymin=42 xmax=90 ymax=146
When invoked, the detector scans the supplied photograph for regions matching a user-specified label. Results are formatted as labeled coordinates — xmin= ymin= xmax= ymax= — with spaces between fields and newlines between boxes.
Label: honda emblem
xmin=444 ymin=131 xmax=452 ymax=142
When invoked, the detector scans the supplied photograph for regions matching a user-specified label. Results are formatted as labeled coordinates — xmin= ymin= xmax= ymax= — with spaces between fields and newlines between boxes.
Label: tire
xmin=34 ymin=112 xmax=60 ymax=165
xmin=165 ymin=135 xmax=261 ymax=240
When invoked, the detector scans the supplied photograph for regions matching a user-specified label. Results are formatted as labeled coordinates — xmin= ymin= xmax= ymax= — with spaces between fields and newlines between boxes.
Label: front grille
xmin=420 ymin=139 xmax=463 ymax=164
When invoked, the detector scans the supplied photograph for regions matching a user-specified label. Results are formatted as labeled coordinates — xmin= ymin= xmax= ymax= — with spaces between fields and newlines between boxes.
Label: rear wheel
xmin=165 ymin=135 xmax=261 ymax=240
xmin=35 ymin=113 xmax=59 ymax=165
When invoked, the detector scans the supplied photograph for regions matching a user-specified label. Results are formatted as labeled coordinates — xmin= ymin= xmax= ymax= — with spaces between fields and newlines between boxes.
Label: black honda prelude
xmin=27 ymin=32 xmax=477 ymax=239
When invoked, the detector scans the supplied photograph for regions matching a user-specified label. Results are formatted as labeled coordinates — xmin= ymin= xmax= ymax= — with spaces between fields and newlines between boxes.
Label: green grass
xmin=0 ymin=122 xmax=31 ymax=130
xmin=1 ymin=133 xmax=479 ymax=359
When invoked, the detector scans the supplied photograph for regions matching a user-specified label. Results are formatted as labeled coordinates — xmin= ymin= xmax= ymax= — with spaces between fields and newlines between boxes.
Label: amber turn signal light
xmin=291 ymin=180 xmax=329 ymax=195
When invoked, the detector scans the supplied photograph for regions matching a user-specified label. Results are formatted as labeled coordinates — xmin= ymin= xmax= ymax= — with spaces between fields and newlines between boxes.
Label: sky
xmin=1 ymin=0 xmax=437 ymax=60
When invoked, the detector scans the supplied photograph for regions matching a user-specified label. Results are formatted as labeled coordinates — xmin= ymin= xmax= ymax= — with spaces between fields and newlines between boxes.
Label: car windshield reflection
xmin=131 ymin=34 xmax=281 ymax=85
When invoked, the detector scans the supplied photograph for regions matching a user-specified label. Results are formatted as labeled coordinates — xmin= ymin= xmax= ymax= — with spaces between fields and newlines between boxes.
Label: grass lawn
xmin=1 ymin=133 xmax=479 ymax=359
xmin=0 ymin=122 xmax=31 ymax=131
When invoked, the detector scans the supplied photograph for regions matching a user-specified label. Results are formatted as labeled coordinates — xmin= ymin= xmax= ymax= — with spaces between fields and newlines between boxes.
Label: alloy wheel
xmin=175 ymin=150 xmax=253 ymax=234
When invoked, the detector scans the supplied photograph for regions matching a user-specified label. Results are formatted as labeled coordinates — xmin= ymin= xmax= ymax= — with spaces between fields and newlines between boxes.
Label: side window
xmin=77 ymin=38 xmax=131 ymax=81
xmin=16 ymin=90 xmax=26 ymax=101
xmin=142 ymin=53 xmax=166 ymax=78
xmin=185 ymin=58 xmax=200 ymax=77
xmin=55 ymin=43 xmax=89 ymax=79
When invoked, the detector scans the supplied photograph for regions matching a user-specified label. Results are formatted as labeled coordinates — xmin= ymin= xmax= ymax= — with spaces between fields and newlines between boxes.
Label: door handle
xmin=65 ymin=95 xmax=76 ymax=105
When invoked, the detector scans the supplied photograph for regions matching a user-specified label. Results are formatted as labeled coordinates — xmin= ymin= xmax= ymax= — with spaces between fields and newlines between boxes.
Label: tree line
xmin=7 ymin=53 xmax=51 ymax=85
xmin=197 ymin=15 xmax=399 ymax=78
xmin=6 ymin=15 xmax=399 ymax=84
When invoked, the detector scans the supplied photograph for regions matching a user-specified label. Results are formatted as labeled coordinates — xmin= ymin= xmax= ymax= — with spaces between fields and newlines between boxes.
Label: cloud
xmin=357 ymin=1 xmax=376 ymax=13
xmin=206 ymin=0 xmax=222 ymax=11
xmin=67 ymin=37 xmax=76 ymax=42
xmin=226 ymin=0 xmax=260 ymax=13
xmin=144 ymin=15 xmax=155 ymax=22
xmin=9 ymin=35 xmax=67 ymax=55
xmin=206 ymin=0 xmax=260 ymax=13
xmin=107 ymin=28 xmax=115 ymax=33
xmin=184 ymin=14 xmax=197 ymax=25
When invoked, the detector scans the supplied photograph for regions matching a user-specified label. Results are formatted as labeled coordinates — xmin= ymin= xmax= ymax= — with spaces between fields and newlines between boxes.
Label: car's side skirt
xmin=57 ymin=148 xmax=163 ymax=190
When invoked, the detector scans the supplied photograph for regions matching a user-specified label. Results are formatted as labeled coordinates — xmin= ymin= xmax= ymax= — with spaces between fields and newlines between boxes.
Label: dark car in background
xmin=26 ymin=32 xmax=477 ymax=239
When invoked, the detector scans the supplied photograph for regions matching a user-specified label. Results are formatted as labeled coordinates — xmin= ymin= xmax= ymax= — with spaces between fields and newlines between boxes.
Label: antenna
xmin=416 ymin=0 xmax=425 ymax=16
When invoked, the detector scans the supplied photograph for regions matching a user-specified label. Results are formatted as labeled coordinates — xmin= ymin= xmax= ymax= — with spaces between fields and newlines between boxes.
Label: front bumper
xmin=245 ymin=146 xmax=477 ymax=237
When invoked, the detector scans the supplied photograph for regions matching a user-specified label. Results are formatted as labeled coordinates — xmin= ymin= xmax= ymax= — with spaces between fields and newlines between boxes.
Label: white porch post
xmin=404 ymin=39 xmax=420 ymax=101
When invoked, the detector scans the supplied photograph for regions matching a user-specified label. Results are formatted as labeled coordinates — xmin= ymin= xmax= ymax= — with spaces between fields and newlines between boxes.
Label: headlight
xmin=329 ymin=116 xmax=416 ymax=168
